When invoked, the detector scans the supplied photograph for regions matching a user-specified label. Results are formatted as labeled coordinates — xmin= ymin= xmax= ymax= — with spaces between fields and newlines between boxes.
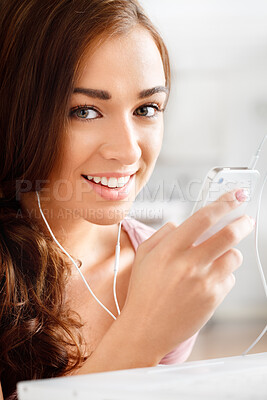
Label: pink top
xmin=121 ymin=217 xmax=198 ymax=365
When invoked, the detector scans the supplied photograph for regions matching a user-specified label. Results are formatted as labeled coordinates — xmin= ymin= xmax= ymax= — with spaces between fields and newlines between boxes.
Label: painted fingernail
xmin=235 ymin=189 xmax=250 ymax=202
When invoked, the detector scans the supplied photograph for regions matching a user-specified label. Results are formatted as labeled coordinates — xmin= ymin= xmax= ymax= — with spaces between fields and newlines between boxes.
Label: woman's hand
xmin=75 ymin=189 xmax=255 ymax=375
xmin=121 ymin=189 xmax=255 ymax=362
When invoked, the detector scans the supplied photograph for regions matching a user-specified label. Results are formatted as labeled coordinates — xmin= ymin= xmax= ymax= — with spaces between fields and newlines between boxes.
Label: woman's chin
xmin=81 ymin=205 xmax=132 ymax=225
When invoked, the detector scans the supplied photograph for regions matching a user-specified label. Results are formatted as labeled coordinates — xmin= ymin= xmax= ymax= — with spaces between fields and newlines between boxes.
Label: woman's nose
xmin=99 ymin=116 xmax=142 ymax=165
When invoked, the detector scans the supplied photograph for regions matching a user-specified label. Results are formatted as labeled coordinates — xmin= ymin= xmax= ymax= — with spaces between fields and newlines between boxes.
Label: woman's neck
xmin=20 ymin=191 xmax=120 ymax=270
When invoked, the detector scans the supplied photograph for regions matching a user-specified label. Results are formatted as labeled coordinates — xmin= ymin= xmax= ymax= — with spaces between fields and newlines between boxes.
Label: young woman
xmin=0 ymin=0 xmax=254 ymax=399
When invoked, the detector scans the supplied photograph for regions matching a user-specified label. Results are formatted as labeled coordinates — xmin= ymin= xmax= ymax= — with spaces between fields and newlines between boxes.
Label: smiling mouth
xmin=82 ymin=174 xmax=133 ymax=189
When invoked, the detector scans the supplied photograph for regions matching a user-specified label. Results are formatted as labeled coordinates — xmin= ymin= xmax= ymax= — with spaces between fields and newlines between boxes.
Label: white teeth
xmin=87 ymin=175 xmax=101 ymax=183
xmin=85 ymin=175 xmax=132 ymax=188
xmin=107 ymin=177 xmax=117 ymax=188
xmin=93 ymin=176 xmax=101 ymax=184
xmin=100 ymin=177 xmax=108 ymax=186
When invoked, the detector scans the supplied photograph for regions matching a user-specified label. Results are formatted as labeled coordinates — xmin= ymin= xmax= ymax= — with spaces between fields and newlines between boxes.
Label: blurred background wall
xmin=130 ymin=0 xmax=267 ymax=358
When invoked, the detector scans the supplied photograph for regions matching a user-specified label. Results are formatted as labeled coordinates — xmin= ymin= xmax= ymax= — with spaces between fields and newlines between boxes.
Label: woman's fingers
xmin=209 ymin=248 xmax=243 ymax=282
xmin=137 ymin=222 xmax=176 ymax=255
xmin=206 ymin=249 xmax=242 ymax=307
xmin=193 ymin=214 xmax=254 ymax=266
xmin=207 ymin=273 xmax=237 ymax=311
xmin=139 ymin=189 xmax=253 ymax=271
xmin=166 ymin=189 xmax=247 ymax=250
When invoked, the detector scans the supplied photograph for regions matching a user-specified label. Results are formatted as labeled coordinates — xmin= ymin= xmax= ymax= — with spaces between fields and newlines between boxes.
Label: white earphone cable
xmin=36 ymin=191 xmax=121 ymax=320
xmin=113 ymin=222 xmax=122 ymax=316
xmin=248 ymin=134 xmax=267 ymax=170
xmin=242 ymin=172 xmax=267 ymax=355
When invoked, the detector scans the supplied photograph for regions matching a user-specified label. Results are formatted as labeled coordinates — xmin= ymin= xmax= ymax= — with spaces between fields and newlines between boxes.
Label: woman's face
xmin=47 ymin=26 xmax=168 ymax=225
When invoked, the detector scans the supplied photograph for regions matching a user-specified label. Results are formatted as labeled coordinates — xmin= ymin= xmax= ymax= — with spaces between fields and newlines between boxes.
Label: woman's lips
xmin=82 ymin=174 xmax=136 ymax=201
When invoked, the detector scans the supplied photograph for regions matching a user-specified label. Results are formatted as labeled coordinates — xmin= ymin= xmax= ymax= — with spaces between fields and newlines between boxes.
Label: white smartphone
xmin=191 ymin=167 xmax=260 ymax=245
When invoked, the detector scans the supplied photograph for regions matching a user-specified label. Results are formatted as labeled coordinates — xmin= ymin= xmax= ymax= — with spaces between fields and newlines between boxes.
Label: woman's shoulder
xmin=121 ymin=217 xmax=156 ymax=252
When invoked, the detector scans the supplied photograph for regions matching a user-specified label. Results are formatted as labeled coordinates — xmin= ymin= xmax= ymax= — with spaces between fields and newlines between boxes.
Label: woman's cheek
xmin=139 ymin=127 xmax=163 ymax=188
xmin=143 ymin=122 xmax=164 ymax=159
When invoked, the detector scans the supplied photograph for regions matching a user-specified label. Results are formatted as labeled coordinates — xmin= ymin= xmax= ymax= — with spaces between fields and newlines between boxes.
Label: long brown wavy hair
xmin=0 ymin=0 xmax=170 ymax=398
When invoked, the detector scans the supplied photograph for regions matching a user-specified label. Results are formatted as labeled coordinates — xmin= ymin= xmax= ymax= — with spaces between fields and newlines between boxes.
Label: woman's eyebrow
xmin=138 ymin=86 xmax=169 ymax=99
xmin=73 ymin=86 xmax=169 ymax=100
xmin=73 ymin=87 xmax=111 ymax=100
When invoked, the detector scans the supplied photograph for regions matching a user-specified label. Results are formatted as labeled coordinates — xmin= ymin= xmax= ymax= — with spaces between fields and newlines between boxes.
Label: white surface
xmin=17 ymin=352 xmax=267 ymax=400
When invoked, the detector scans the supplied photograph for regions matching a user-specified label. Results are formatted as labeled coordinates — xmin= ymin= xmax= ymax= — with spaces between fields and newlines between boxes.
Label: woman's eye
xmin=134 ymin=105 xmax=160 ymax=118
xmin=70 ymin=106 xmax=101 ymax=121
